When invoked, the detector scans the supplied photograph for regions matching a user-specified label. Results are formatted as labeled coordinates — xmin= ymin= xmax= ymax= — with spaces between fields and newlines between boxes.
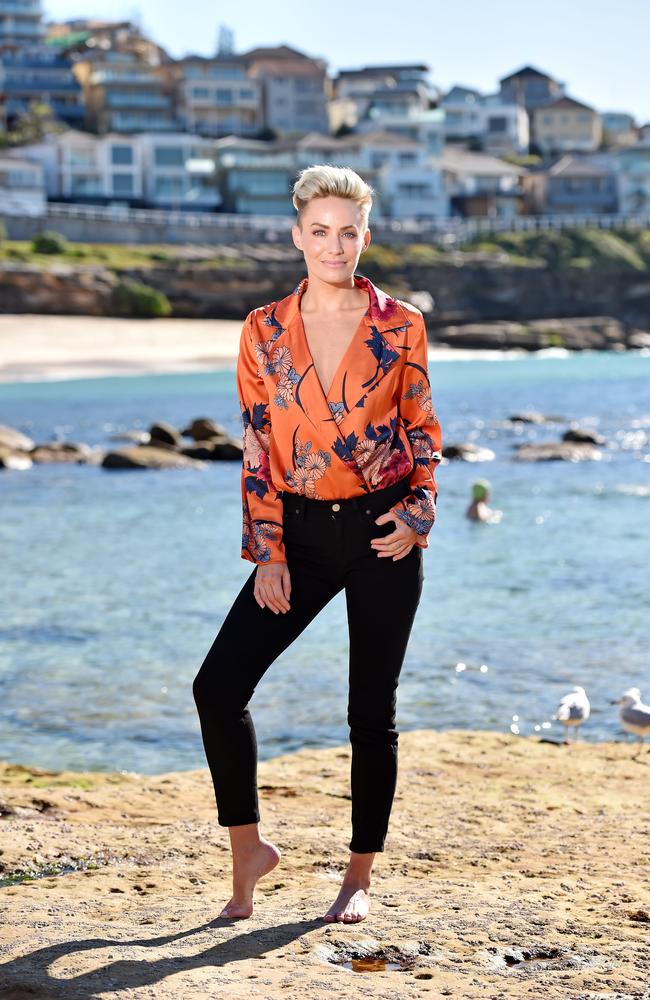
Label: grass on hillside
xmin=0 ymin=227 xmax=648 ymax=273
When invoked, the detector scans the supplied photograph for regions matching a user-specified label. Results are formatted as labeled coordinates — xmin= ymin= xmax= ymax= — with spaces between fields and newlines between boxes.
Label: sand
xmin=0 ymin=314 xmax=534 ymax=384
xmin=0 ymin=729 xmax=649 ymax=999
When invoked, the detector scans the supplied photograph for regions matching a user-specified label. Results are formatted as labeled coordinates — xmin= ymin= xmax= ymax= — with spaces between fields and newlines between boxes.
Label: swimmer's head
xmin=471 ymin=479 xmax=491 ymax=501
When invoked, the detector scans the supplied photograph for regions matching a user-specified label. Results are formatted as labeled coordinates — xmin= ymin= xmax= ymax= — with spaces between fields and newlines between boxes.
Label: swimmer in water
xmin=466 ymin=479 xmax=502 ymax=523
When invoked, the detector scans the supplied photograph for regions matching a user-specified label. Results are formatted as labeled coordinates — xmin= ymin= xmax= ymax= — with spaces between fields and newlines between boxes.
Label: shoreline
xmin=0 ymin=313 xmax=579 ymax=386
xmin=0 ymin=728 xmax=647 ymax=997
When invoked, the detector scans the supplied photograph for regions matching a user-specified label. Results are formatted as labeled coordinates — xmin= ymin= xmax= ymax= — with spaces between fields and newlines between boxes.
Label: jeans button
xmin=331 ymin=502 xmax=340 ymax=511
xmin=365 ymin=508 xmax=371 ymax=514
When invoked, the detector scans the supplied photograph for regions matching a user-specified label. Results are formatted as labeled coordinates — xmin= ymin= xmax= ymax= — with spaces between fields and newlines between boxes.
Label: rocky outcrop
xmin=101 ymin=446 xmax=207 ymax=470
xmin=0 ymin=424 xmax=35 ymax=450
xmin=0 ymin=421 xmax=244 ymax=473
xmin=1 ymin=253 xmax=649 ymax=348
xmin=442 ymin=442 xmax=496 ymax=462
xmin=514 ymin=441 xmax=603 ymax=462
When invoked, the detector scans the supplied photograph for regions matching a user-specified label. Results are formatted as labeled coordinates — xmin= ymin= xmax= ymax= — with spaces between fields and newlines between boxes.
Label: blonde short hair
xmin=291 ymin=163 xmax=374 ymax=231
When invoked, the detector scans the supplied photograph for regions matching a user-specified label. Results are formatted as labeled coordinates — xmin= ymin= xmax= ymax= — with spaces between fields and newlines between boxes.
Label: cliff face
xmin=1 ymin=257 xmax=649 ymax=348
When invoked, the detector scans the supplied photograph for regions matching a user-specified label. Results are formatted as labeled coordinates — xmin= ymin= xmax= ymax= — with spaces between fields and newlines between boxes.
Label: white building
xmin=10 ymin=129 xmax=221 ymax=209
xmin=0 ymin=153 xmax=45 ymax=215
xmin=440 ymin=85 xmax=529 ymax=155
xmin=439 ymin=146 xmax=527 ymax=218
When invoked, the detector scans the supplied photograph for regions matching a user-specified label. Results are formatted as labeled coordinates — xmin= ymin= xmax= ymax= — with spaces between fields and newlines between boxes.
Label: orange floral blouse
xmin=236 ymin=273 xmax=443 ymax=564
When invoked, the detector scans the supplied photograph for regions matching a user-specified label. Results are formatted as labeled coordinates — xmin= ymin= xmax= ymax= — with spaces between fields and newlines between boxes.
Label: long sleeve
xmin=387 ymin=310 xmax=442 ymax=548
xmin=236 ymin=310 xmax=287 ymax=565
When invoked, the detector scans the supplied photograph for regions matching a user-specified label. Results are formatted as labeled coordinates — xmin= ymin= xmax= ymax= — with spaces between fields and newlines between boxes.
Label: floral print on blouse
xmin=237 ymin=273 xmax=442 ymax=564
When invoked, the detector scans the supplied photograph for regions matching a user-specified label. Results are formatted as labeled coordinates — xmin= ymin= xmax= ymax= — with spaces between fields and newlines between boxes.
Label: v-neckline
xmin=297 ymin=299 xmax=370 ymax=403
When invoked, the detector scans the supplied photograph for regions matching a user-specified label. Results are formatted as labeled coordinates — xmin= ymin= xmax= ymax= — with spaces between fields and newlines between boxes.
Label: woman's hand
xmin=370 ymin=513 xmax=420 ymax=561
xmin=254 ymin=561 xmax=292 ymax=613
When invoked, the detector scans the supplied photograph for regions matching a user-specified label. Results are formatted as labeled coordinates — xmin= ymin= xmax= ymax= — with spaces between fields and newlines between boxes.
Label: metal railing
xmin=27 ymin=201 xmax=650 ymax=245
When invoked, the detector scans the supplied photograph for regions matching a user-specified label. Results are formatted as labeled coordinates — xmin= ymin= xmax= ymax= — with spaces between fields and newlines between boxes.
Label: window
xmin=112 ymin=173 xmax=134 ymax=194
xmin=111 ymin=145 xmax=133 ymax=165
xmin=69 ymin=149 xmax=96 ymax=169
xmin=488 ymin=116 xmax=507 ymax=133
xmin=216 ymin=89 xmax=233 ymax=104
xmin=398 ymin=152 xmax=417 ymax=165
xmin=154 ymin=175 xmax=185 ymax=196
xmin=154 ymin=147 xmax=184 ymax=167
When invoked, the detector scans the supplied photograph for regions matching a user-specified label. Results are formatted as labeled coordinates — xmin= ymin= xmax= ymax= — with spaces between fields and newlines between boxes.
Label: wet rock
xmin=181 ymin=437 xmax=242 ymax=461
xmin=101 ymin=446 xmax=206 ymax=470
xmin=514 ymin=442 xmax=602 ymax=462
xmin=628 ymin=331 xmax=650 ymax=349
xmin=0 ymin=447 xmax=33 ymax=470
xmin=30 ymin=442 xmax=94 ymax=464
xmin=508 ymin=411 xmax=566 ymax=424
xmin=181 ymin=418 xmax=229 ymax=441
xmin=562 ymin=427 xmax=606 ymax=445
xmin=442 ymin=442 xmax=496 ymax=462
xmin=148 ymin=421 xmax=184 ymax=447
xmin=0 ymin=424 xmax=35 ymax=450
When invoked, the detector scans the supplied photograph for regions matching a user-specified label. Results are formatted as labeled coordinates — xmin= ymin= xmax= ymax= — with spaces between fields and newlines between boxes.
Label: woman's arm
xmin=387 ymin=310 xmax=442 ymax=548
xmin=236 ymin=311 xmax=287 ymax=565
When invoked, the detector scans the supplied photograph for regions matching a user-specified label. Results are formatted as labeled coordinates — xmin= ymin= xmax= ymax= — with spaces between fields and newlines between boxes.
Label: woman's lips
xmin=323 ymin=261 xmax=346 ymax=267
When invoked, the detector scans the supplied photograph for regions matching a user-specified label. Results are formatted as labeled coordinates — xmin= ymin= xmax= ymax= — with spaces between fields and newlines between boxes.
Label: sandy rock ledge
xmin=0 ymin=730 xmax=648 ymax=999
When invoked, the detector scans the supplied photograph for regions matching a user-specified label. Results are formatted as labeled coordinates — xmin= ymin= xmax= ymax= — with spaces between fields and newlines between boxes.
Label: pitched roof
xmin=440 ymin=145 xmax=526 ymax=176
xmin=537 ymin=96 xmax=596 ymax=113
xmin=548 ymin=155 xmax=613 ymax=177
xmin=500 ymin=64 xmax=555 ymax=83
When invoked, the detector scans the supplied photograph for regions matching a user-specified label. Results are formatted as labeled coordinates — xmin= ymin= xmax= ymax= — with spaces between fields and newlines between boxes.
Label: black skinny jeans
xmin=192 ymin=475 xmax=424 ymax=854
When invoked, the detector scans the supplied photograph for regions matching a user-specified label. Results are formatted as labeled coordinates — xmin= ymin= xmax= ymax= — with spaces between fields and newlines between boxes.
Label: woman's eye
xmin=311 ymin=230 xmax=357 ymax=238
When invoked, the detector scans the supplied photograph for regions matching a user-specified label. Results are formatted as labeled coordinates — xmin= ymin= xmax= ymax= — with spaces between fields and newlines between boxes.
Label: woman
xmin=193 ymin=164 xmax=442 ymax=924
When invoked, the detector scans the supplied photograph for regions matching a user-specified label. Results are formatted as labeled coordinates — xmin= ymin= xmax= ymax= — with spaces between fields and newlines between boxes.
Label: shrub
xmin=111 ymin=278 xmax=172 ymax=318
xmin=403 ymin=243 xmax=443 ymax=265
xmin=31 ymin=230 xmax=68 ymax=254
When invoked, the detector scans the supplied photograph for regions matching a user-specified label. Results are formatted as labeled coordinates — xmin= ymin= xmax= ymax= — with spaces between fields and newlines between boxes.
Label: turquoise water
xmin=1 ymin=349 xmax=649 ymax=774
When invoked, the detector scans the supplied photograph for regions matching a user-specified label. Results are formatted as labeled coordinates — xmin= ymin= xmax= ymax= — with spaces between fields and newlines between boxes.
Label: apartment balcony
xmin=105 ymin=92 xmax=171 ymax=110
xmin=4 ymin=78 xmax=80 ymax=93
xmin=0 ymin=0 xmax=42 ymax=13
xmin=90 ymin=70 xmax=158 ymax=86
xmin=109 ymin=112 xmax=176 ymax=131
xmin=0 ymin=20 xmax=43 ymax=37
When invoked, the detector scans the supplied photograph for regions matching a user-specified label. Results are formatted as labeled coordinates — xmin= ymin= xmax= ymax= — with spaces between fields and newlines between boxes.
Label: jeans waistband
xmin=280 ymin=475 xmax=412 ymax=519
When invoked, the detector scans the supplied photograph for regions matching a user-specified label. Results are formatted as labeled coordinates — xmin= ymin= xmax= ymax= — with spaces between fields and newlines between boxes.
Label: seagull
xmin=611 ymin=688 xmax=650 ymax=756
xmin=552 ymin=686 xmax=591 ymax=744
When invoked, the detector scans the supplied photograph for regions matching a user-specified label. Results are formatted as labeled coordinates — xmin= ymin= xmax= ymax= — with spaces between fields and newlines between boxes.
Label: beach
xmin=1 ymin=729 xmax=649 ymax=998
xmin=0 ymin=313 xmax=538 ymax=384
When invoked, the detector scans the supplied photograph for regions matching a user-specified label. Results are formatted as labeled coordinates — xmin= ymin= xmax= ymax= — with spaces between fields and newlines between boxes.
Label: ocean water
xmin=1 ymin=348 xmax=649 ymax=774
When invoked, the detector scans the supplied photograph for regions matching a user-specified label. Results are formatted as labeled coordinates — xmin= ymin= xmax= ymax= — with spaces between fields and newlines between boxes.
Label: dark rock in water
xmin=442 ymin=442 xmax=495 ymax=462
xmin=0 ymin=446 xmax=33 ymax=470
xmin=515 ymin=441 xmax=602 ymax=462
xmin=181 ymin=437 xmax=242 ymax=461
xmin=148 ymin=421 xmax=184 ymax=447
xmin=138 ymin=438 xmax=178 ymax=452
xmin=102 ymin=447 xmax=206 ymax=470
xmin=30 ymin=442 xmax=94 ymax=464
xmin=563 ymin=427 xmax=606 ymax=445
xmin=108 ymin=430 xmax=151 ymax=444
xmin=181 ymin=417 xmax=229 ymax=441
xmin=0 ymin=424 xmax=34 ymax=451
xmin=508 ymin=411 xmax=566 ymax=424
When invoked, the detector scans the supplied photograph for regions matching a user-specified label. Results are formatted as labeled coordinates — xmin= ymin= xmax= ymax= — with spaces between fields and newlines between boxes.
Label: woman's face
xmin=292 ymin=195 xmax=371 ymax=281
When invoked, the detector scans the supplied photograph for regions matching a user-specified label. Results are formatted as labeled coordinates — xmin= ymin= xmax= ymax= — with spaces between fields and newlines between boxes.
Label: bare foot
xmin=219 ymin=838 xmax=281 ymax=919
xmin=321 ymin=882 xmax=371 ymax=923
